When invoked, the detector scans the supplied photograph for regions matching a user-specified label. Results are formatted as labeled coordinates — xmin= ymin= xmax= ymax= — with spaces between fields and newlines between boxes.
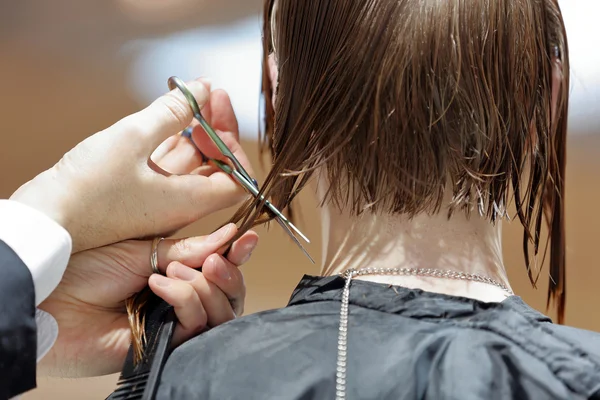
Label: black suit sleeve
xmin=0 ymin=240 xmax=37 ymax=399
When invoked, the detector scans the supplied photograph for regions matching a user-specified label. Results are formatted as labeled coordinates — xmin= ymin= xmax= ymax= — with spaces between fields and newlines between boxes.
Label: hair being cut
xmin=126 ymin=0 xmax=570 ymax=362
xmin=230 ymin=0 xmax=570 ymax=321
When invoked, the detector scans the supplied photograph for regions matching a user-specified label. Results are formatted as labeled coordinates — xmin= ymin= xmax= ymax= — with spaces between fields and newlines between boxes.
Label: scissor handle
xmin=167 ymin=76 xmax=203 ymax=116
xmin=167 ymin=76 xmax=256 ymax=187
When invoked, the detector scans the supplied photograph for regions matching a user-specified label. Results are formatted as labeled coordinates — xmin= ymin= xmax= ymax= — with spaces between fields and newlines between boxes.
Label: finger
xmin=198 ymin=78 xmax=213 ymax=125
xmin=171 ymin=128 xmax=254 ymax=214
xmin=151 ymin=135 xmax=179 ymax=162
xmin=152 ymin=77 xmax=213 ymax=174
xmin=120 ymin=224 xmax=238 ymax=279
xmin=206 ymin=89 xmax=239 ymax=141
xmin=167 ymin=261 xmax=237 ymax=326
xmin=166 ymin=171 xmax=250 ymax=219
xmin=184 ymin=77 xmax=213 ymax=146
xmin=154 ymin=134 xmax=205 ymax=175
xmin=148 ymin=274 xmax=207 ymax=346
xmin=119 ymin=78 xmax=210 ymax=154
xmin=223 ymin=230 xmax=259 ymax=266
xmin=190 ymin=164 xmax=219 ymax=177
xmin=154 ymin=224 xmax=238 ymax=274
xmin=191 ymin=90 xmax=241 ymax=156
xmin=191 ymin=125 xmax=250 ymax=170
xmin=160 ymin=88 xmax=254 ymax=214
xmin=201 ymin=254 xmax=247 ymax=316
xmin=161 ymin=158 xmax=251 ymax=219
xmin=191 ymin=89 xmax=252 ymax=176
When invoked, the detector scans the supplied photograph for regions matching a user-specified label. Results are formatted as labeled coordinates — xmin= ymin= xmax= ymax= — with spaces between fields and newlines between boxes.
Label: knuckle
xmin=158 ymin=92 xmax=191 ymax=129
xmin=212 ymin=88 xmax=229 ymax=100
xmin=190 ymin=308 xmax=208 ymax=333
xmin=173 ymin=238 xmax=193 ymax=258
xmin=179 ymin=285 xmax=196 ymax=305
xmin=115 ymin=115 xmax=147 ymax=142
xmin=165 ymin=262 xmax=179 ymax=278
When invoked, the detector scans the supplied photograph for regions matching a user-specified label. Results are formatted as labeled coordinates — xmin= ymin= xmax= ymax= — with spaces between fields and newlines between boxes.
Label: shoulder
xmin=502 ymin=296 xmax=600 ymax=359
xmin=544 ymin=322 xmax=600 ymax=358
xmin=158 ymin=303 xmax=342 ymax=399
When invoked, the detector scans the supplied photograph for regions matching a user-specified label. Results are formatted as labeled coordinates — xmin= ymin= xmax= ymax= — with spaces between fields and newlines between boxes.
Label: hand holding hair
xmin=38 ymin=223 xmax=257 ymax=378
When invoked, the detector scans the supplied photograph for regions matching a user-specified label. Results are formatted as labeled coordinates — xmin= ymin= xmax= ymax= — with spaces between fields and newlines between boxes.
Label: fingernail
xmin=244 ymin=239 xmax=258 ymax=254
xmin=239 ymin=240 xmax=258 ymax=265
xmin=187 ymin=80 xmax=210 ymax=102
xmin=208 ymin=224 xmax=233 ymax=243
xmin=215 ymin=258 xmax=231 ymax=280
xmin=154 ymin=275 xmax=171 ymax=287
xmin=198 ymin=77 xmax=212 ymax=88
xmin=239 ymin=253 xmax=252 ymax=265
xmin=172 ymin=263 xmax=196 ymax=282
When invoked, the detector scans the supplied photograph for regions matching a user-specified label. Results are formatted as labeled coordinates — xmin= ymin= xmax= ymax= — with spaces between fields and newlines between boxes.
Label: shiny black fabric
xmin=0 ymin=240 xmax=37 ymax=399
xmin=157 ymin=275 xmax=600 ymax=399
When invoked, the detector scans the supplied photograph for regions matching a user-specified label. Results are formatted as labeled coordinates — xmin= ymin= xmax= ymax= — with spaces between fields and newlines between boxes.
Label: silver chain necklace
xmin=334 ymin=267 xmax=513 ymax=400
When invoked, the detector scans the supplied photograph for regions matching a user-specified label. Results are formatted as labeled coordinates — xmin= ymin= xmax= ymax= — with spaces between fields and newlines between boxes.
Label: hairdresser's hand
xmin=10 ymin=78 xmax=252 ymax=253
xmin=38 ymin=223 xmax=257 ymax=378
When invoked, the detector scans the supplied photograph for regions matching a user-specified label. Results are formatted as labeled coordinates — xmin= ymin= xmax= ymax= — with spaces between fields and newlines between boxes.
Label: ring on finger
xmin=151 ymin=237 xmax=165 ymax=275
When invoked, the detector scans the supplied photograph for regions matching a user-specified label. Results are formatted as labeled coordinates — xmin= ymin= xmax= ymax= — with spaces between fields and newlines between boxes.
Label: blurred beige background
xmin=0 ymin=1 xmax=598 ymax=398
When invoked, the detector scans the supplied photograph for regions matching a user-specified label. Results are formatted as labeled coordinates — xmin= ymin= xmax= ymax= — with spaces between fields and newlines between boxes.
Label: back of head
xmin=232 ymin=0 xmax=570 ymax=321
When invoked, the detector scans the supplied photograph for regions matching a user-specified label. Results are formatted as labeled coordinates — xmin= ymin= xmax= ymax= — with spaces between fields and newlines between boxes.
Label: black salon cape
xmin=156 ymin=275 xmax=600 ymax=400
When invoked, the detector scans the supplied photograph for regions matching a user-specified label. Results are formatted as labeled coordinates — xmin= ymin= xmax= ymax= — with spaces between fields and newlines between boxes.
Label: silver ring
xmin=150 ymin=237 xmax=164 ymax=275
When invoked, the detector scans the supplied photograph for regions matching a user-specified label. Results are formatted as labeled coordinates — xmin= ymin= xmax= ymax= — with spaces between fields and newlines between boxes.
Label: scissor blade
xmin=208 ymin=160 xmax=314 ymax=262
xmin=275 ymin=218 xmax=315 ymax=264
xmin=230 ymin=170 xmax=310 ymax=243
xmin=280 ymin=220 xmax=310 ymax=244
xmin=193 ymin=113 xmax=256 ymax=187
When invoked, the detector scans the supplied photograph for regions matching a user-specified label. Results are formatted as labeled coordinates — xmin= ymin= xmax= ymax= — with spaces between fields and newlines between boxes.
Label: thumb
xmin=119 ymin=78 xmax=211 ymax=155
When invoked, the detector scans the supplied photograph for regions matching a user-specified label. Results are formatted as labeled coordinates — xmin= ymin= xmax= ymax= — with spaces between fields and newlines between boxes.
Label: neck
xmin=319 ymin=201 xmax=512 ymax=302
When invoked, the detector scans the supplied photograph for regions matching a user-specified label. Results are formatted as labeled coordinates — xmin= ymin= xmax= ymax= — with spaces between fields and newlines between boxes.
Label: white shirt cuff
xmin=0 ymin=199 xmax=72 ymax=305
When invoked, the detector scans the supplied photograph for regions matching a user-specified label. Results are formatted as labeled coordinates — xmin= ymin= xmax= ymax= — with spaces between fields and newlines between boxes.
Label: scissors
xmin=167 ymin=76 xmax=314 ymax=263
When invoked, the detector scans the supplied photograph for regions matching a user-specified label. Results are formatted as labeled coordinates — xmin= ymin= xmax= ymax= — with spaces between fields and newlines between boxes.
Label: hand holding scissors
xmin=167 ymin=77 xmax=313 ymax=263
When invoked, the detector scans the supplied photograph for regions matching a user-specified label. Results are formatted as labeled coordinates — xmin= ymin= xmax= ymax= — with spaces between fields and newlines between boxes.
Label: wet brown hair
xmin=231 ymin=0 xmax=570 ymax=320
xmin=127 ymin=0 xmax=570 ymax=362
